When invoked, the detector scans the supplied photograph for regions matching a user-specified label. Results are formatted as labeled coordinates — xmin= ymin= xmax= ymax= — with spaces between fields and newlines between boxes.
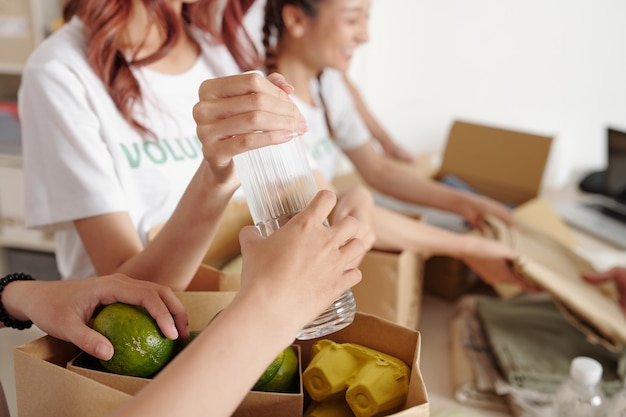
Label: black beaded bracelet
xmin=0 ymin=273 xmax=35 ymax=330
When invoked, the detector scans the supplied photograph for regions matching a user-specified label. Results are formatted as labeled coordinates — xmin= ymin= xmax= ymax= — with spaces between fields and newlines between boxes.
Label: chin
xmin=331 ymin=62 xmax=351 ymax=73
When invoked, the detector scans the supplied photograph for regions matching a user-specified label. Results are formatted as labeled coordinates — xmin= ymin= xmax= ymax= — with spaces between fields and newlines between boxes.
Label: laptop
xmin=554 ymin=127 xmax=626 ymax=249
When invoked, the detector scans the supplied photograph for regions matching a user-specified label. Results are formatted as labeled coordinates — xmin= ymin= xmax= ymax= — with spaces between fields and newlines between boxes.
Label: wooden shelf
xmin=0 ymin=231 xmax=55 ymax=253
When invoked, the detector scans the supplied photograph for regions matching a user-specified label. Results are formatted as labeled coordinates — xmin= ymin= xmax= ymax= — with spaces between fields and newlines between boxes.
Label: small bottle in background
xmin=553 ymin=356 xmax=607 ymax=417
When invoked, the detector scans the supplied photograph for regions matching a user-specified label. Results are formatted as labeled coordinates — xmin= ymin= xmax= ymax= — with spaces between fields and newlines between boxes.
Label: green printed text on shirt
xmin=121 ymin=136 xmax=202 ymax=168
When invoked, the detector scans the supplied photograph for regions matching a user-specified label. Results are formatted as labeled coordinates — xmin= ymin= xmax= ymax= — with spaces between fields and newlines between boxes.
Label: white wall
xmin=347 ymin=0 xmax=626 ymax=189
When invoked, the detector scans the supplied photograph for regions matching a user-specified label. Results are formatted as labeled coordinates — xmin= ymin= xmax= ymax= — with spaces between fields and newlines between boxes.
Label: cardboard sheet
xmin=481 ymin=215 xmax=626 ymax=351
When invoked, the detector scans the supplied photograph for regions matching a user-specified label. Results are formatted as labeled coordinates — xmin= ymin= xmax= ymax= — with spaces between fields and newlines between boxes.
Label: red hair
xmin=222 ymin=0 xmax=259 ymax=72
xmin=62 ymin=0 xmax=257 ymax=137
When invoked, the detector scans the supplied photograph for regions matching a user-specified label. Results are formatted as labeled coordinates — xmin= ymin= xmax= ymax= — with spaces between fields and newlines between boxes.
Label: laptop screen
xmin=605 ymin=128 xmax=626 ymax=199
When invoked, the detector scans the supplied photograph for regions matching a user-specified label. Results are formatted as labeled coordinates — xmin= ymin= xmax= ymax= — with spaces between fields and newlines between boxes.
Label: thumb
xmin=582 ymin=271 xmax=612 ymax=285
xmin=238 ymin=225 xmax=263 ymax=248
xmin=63 ymin=320 xmax=115 ymax=361
xmin=266 ymin=72 xmax=295 ymax=94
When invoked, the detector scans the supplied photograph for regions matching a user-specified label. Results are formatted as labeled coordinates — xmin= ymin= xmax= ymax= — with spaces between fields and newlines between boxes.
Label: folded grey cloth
xmin=476 ymin=296 xmax=626 ymax=396
xmin=480 ymin=214 xmax=626 ymax=352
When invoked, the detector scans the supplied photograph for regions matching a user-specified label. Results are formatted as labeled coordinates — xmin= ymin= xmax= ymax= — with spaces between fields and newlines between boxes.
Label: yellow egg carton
xmin=302 ymin=340 xmax=410 ymax=417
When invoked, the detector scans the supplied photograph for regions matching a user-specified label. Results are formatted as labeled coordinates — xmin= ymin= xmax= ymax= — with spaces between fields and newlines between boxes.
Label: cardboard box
xmin=14 ymin=292 xmax=429 ymax=417
xmin=434 ymin=120 xmax=552 ymax=207
xmin=351 ymin=249 xmax=423 ymax=329
xmin=333 ymin=119 xmax=573 ymax=301
xmin=422 ymin=256 xmax=476 ymax=301
xmin=66 ymin=345 xmax=305 ymax=417
xmin=155 ymin=198 xmax=424 ymax=329
xmin=423 ymin=120 xmax=561 ymax=300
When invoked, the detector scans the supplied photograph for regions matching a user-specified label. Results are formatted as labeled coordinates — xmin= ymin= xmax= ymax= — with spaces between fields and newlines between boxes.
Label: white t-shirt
xmin=19 ymin=17 xmax=240 ymax=279
xmin=292 ymin=70 xmax=371 ymax=182
xmin=242 ymin=1 xmax=371 ymax=181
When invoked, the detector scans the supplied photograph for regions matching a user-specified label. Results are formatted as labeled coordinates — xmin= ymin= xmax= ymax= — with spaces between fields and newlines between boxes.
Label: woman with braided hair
xmin=228 ymin=0 xmax=535 ymax=292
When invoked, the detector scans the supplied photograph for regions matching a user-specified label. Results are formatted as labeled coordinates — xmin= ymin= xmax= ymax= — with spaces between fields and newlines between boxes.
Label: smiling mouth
xmin=342 ymin=48 xmax=355 ymax=57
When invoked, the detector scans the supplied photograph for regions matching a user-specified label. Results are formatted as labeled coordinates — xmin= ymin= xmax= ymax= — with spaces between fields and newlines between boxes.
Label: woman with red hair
xmin=14 ymin=2 xmax=367 ymax=414
xmin=18 ymin=0 xmax=311 ymax=289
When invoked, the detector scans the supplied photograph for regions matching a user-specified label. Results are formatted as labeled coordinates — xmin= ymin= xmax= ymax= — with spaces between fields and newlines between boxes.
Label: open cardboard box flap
xmin=15 ymin=292 xmax=429 ymax=417
xmin=436 ymin=120 xmax=553 ymax=207
xmin=335 ymin=119 xmax=578 ymax=301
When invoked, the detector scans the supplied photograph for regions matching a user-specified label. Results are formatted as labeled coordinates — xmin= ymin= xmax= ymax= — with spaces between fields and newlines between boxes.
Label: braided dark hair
xmin=262 ymin=0 xmax=321 ymax=73
xmin=263 ymin=0 xmax=337 ymax=139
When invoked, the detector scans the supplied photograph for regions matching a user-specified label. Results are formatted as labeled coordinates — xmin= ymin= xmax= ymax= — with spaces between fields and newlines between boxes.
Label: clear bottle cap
xmin=569 ymin=356 xmax=603 ymax=386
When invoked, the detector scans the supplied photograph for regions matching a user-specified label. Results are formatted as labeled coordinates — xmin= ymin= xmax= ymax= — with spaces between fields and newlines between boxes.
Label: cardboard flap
xmin=512 ymin=197 xmax=577 ymax=249
xmin=438 ymin=120 xmax=552 ymax=206
xmin=482 ymin=216 xmax=626 ymax=351
xmin=296 ymin=312 xmax=428 ymax=413
xmin=516 ymin=256 xmax=626 ymax=351
xmin=202 ymin=198 xmax=253 ymax=267
xmin=174 ymin=291 xmax=237 ymax=330
xmin=15 ymin=337 xmax=132 ymax=417
xmin=351 ymin=250 xmax=422 ymax=330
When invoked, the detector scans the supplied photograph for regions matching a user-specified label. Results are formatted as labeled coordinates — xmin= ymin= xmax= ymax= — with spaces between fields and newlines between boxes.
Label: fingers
xmin=239 ymin=190 xmax=342 ymax=250
xmin=198 ymin=72 xmax=288 ymax=101
xmin=202 ymin=130 xmax=299 ymax=169
xmin=98 ymin=275 xmax=189 ymax=340
xmin=299 ymin=189 xmax=337 ymax=223
xmin=139 ymin=288 xmax=189 ymax=340
xmin=342 ymin=267 xmax=363 ymax=289
xmin=267 ymin=72 xmax=295 ymax=95
xmin=194 ymin=72 xmax=307 ymax=170
xmin=195 ymin=94 xmax=303 ymax=135
xmin=339 ymin=236 xmax=365 ymax=283
xmin=63 ymin=318 xmax=115 ymax=361
xmin=238 ymin=224 xmax=263 ymax=247
xmin=582 ymin=270 xmax=615 ymax=284
xmin=194 ymin=72 xmax=305 ymax=138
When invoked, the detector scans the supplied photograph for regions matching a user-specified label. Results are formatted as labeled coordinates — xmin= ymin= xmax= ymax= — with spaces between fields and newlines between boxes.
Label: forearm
xmin=360 ymin=162 xmax=473 ymax=215
xmin=110 ymin=292 xmax=297 ymax=417
xmin=1 ymin=280 xmax=33 ymax=323
xmin=371 ymin=205 xmax=473 ymax=258
xmin=119 ymin=162 xmax=237 ymax=290
xmin=344 ymin=76 xmax=392 ymax=144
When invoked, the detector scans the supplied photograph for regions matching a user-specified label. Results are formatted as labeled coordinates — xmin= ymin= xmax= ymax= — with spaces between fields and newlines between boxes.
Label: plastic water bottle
xmin=553 ymin=356 xmax=607 ymax=417
xmin=233 ymin=134 xmax=356 ymax=340
xmin=607 ymin=379 xmax=626 ymax=417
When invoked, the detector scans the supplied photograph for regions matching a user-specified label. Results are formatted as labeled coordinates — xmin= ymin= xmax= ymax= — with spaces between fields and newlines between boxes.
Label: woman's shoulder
xmin=189 ymin=27 xmax=242 ymax=76
xmin=23 ymin=17 xmax=88 ymax=72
